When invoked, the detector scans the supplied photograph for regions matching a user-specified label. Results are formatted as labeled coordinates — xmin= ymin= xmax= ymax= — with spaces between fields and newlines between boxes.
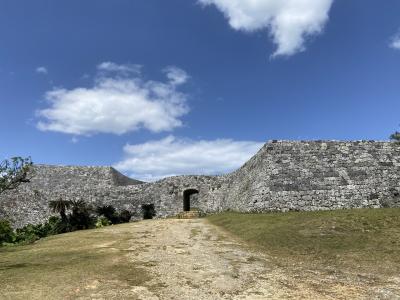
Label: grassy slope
xmin=0 ymin=223 xmax=149 ymax=299
xmin=207 ymin=208 xmax=400 ymax=278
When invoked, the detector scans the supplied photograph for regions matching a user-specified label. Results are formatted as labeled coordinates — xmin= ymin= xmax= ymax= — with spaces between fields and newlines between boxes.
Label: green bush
xmin=14 ymin=217 xmax=64 ymax=245
xmin=95 ymin=216 xmax=111 ymax=228
xmin=0 ymin=219 xmax=15 ymax=245
xmin=96 ymin=205 xmax=116 ymax=221
xmin=96 ymin=205 xmax=132 ymax=224
xmin=1 ymin=202 xmax=132 ymax=247
xmin=118 ymin=210 xmax=132 ymax=223
xmin=69 ymin=200 xmax=95 ymax=230
xmin=15 ymin=224 xmax=40 ymax=244
xmin=42 ymin=216 xmax=66 ymax=235
xmin=47 ymin=216 xmax=70 ymax=234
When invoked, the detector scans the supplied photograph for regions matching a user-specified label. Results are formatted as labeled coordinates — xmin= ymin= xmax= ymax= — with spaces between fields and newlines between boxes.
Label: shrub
xmin=14 ymin=217 xmax=66 ymax=244
xmin=69 ymin=200 xmax=95 ymax=230
xmin=15 ymin=224 xmax=41 ymax=244
xmin=119 ymin=210 xmax=132 ymax=223
xmin=45 ymin=216 xmax=66 ymax=235
xmin=0 ymin=219 xmax=15 ymax=245
xmin=96 ymin=205 xmax=120 ymax=223
xmin=95 ymin=216 xmax=111 ymax=228
xmin=96 ymin=205 xmax=115 ymax=218
xmin=95 ymin=205 xmax=132 ymax=224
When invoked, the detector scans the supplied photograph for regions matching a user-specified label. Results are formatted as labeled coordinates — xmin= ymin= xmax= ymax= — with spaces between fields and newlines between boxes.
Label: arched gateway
xmin=182 ymin=189 xmax=199 ymax=211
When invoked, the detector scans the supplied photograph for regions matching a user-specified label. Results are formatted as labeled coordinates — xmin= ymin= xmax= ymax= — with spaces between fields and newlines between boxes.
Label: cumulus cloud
xmin=199 ymin=0 xmax=334 ymax=57
xmin=114 ymin=136 xmax=264 ymax=181
xmin=36 ymin=63 xmax=190 ymax=135
xmin=390 ymin=32 xmax=400 ymax=50
xmin=36 ymin=66 xmax=48 ymax=74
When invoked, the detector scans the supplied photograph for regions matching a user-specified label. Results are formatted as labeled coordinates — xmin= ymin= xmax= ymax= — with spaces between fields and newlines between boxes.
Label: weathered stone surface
xmin=1 ymin=141 xmax=400 ymax=227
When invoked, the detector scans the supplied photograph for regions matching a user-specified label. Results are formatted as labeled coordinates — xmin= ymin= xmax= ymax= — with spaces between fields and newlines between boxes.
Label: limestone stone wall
xmin=1 ymin=141 xmax=399 ymax=228
xmin=223 ymin=141 xmax=400 ymax=212
xmin=0 ymin=165 xmax=225 ymax=227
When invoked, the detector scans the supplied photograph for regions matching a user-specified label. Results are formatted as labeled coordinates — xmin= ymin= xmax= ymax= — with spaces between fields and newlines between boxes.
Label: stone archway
xmin=142 ymin=204 xmax=155 ymax=219
xmin=183 ymin=189 xmax=199 ymax=211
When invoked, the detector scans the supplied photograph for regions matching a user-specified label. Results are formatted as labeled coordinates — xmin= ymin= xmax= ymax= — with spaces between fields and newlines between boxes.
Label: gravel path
xmin=122 ymin=219 xmax=380 ymax=300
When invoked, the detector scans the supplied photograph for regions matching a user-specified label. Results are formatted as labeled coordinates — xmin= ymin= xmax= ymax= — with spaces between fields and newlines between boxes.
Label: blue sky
xmin=1 ymin=0 xmax=400 ymax=181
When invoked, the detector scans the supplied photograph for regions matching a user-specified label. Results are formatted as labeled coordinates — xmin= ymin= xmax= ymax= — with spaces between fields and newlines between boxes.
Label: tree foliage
xmin=0 ymin=219 xmax=15 ymax=245
xmin=96 ymin=205 xmax=132 ymax=224
xmin=96 ymin=205 xmax=116 ymax=221
xmin=69 ymin=200 xmax=94 ymax=230
xmin=390 ymin=131 xmax=400 ymax=142
xmin=0 ymin=217 xmax=63 ymax=246
xmin=0 ymin=157 xmax=33 ymax=194
xmin=49 ymin=198 xmax=71 ymax=222
xmin=1 ymin=199 xmax=133 ymax=246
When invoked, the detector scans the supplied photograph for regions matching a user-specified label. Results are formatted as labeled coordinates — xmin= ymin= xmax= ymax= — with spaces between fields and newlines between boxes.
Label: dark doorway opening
xmin=183 ymin=189 xmax=199 ymax=211
xmin=142 ymin=204 xmax=156 ymax=219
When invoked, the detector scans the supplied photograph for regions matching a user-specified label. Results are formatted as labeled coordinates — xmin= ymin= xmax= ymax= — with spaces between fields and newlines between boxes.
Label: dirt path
xmin=116 ymin=219 xmax=390 ymax=300
xmin=2 ymin=218 xmax=399 ymax=300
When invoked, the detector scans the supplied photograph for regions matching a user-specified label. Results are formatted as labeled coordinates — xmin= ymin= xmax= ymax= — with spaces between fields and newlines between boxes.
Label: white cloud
xmin=36 ymin=63 xmax=190 ymax=135
xmin=199 ymin=0 xmax=334 ymax=57
xmin=390 ymin=32 xmax=400 ymax=50
xmin=163 ymin=66 xmax=190 ymax=85
xmin=36 ymin=66 xmax=48 ymax=74
xmin=97 ymin=62 xmax=141 ymax=75
xmin=114 ymin=136 xmax=264 ymax=181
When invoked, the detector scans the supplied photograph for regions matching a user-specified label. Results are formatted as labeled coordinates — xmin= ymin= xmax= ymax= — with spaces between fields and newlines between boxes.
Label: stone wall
xmin=223 ymin=141 xmax=400 ymax=212
xmin=1 ymin=141 xmax=399 ymax=227
xmin=0 ymin=165 xmax=225 ymax=227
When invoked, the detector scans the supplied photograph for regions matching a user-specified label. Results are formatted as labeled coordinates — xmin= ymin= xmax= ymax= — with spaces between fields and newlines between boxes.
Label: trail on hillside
xmin=113 ymin=219 xmax=388 ymax=300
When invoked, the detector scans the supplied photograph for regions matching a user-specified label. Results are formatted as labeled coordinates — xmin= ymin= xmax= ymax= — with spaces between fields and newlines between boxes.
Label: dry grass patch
xmin=0 ymin=223 xmax=150 ymax=299
xmin=207 ymin=208 xmax=400 ymax=280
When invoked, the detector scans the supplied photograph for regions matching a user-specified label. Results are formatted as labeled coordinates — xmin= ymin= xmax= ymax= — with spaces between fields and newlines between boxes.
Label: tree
xmin=96 ymin=205 xmax=116 ymax=222
xmin=0 ymin=219 xmax=15 ymax=245
xmin=49 ymin=198 xmax=72 ymax=223
xmin=390 ymin=131 xmax=400 ymax=143
xmin=69 ymin=200 xmax=94 ymax=230
xmin=0 ymin=157 xmax=33 ymax=194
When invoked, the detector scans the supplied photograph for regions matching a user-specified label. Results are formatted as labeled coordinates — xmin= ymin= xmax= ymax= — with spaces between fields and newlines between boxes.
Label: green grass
xmin=0 ymin=223 xmax=149 ymax=299
xmin=207 ymin=208 xmax=400 ymax=277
